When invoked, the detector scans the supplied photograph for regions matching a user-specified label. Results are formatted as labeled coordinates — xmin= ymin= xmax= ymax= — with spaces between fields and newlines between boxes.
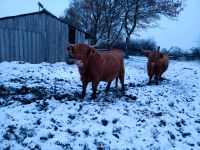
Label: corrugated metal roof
xmin=0 ymin=9 xmax=94 ymax=38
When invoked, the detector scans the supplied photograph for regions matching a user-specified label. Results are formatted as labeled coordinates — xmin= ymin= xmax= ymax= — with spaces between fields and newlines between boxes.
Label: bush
xmin=115 ymin=38 xmax=157 ymax=55
xmin=191 ymin=47 xmax=200 ymax=59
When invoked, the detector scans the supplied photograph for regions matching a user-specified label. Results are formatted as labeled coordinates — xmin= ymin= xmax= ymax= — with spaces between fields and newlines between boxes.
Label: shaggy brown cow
xmin=67 ymin=43 xmax=125 ymax=99
xmin=144 ymin=50 xmax=169 ymax=85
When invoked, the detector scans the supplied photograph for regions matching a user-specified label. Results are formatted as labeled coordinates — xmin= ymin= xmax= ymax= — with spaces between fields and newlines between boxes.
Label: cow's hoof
xmin=105 ymin=89 xmax=110 ymax=93
xmin=121 ymin=88 xmax=125 ymax=93
xmin=80 ymin=96 xmax=85 ymax=99
xmin=147 ymin=82 xmax=152 ymax=85
xmin=79 ymin=94 xmax=85 ymax=99
xmin=90 ymin=95 xmax=96 ymax=100
xmin=115 ymin=90 xmax=118 ymax=94
xmin=121 ymin=86 xmax=125 ymax=92
xmin=159 ymin=77 xmax=164 ymax=81
xmin=121 ymin=92 xmax=125 ymax=97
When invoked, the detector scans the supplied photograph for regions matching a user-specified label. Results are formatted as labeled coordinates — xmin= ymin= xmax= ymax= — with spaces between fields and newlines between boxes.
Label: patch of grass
xmin=159 ymin=120 xmax=166 ymax=127
xmin=101 ymin=119 xmax=108 ymax=126
xmin=55 ymin=141 xmax=73 ymax=149
xmin=83 ymin=129 xmax=90 ymax=137
xmin=67 ymin=129 xmax=78 ymax=136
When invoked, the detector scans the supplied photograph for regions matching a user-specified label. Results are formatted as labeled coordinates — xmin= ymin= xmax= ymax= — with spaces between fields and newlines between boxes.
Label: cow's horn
xmin=141 ymin=46 xmax=148 ymax=53
xmin=167 ymin=47 xmax=173 ymax=53
xmin=90 ymin=44 xmax=97 ymax=48
xmin=66 ymin=42 xmax=74 ymax=46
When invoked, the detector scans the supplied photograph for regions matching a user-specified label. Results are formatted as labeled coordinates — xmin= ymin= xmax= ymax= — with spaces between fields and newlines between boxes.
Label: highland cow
xmin=144 ymin=50 xmax=169 ymax=85
xmin=67 ymin=43 xmax=125 ymax=99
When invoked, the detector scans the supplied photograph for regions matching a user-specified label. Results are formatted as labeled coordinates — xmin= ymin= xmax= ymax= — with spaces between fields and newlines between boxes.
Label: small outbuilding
xmin=0 ymin=9 xmax=94 ymax=63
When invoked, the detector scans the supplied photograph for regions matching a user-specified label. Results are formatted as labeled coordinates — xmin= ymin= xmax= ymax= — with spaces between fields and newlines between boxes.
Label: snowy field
xmin=0 ymin=56 xmax=200 ymax=150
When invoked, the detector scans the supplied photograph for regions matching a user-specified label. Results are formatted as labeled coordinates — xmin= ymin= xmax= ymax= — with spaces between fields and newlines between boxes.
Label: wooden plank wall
xmin=85 ymin=39 xmax=92 ymax=45
xmin=75 ymin=30 xmax=85 ymax=43
xmin=44 ymin=15 xmax=68 ymax=63
xmin=0 ymin=12 xmax=68 ymax=63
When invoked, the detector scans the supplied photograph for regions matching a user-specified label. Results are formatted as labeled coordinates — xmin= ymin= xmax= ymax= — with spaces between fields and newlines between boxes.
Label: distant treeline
xmin=97 ymin=38 xmax=200 ymax=60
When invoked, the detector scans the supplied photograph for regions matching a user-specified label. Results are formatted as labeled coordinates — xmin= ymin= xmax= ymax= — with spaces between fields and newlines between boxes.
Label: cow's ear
xmin=67 ymin=45 xmax=74 ymax=53
xmin=142 ymin=50 xmax=149 ymax=57
xmin=160 ymin=53 xmax=164 ymax=58
xmin=144 ymin=51 xmax=149 ymax=57
xmin=87 ymin=47 xmax=96 ymax=56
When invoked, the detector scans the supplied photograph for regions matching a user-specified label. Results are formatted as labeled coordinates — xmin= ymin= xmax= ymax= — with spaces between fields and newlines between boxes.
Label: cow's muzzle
xmin=76 ymin=60 xmax=84 ymax=68
xmin=151 ymin=62 xmax=155 ymax=67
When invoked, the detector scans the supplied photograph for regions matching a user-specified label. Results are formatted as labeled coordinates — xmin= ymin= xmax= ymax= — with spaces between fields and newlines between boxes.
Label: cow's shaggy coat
xmin=144 ymin=50 xmax=169 ymax=85
xmin=67 ymin=43 xmax=125 ymax=99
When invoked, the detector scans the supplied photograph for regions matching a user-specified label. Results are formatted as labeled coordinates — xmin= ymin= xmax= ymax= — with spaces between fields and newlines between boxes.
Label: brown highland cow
xmin=67 ymin=43 xmax=125 ymax=99
xmin=144 ymin=50 xmax=169 ymax=85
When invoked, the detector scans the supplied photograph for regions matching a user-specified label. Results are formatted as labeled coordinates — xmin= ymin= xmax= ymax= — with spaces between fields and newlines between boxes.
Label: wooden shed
xmin=0 ymin=9 xmax=94 ymax=63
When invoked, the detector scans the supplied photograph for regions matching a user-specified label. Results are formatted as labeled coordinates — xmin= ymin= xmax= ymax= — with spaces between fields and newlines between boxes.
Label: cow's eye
xmin=67 ymin=46 xmax=74 ymax=53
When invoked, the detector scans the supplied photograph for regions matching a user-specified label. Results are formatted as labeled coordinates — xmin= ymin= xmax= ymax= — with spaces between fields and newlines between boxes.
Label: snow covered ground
xmin=0 ymin=56 xmax=200 ymax=150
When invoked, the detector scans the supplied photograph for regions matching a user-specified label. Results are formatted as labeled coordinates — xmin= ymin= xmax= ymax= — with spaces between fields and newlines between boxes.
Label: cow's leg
xmin=119 ymin=70 xmax=125 ymax=92
xmin=159 ymin=73 xmax=164 ymax=81
xmin=115 ymin=77 xmax=118 ymax=93
xmin=105 ymin=81 xmax=112 ymax=92
xmin=81 ymin=80 xmax=88 ymax=98
xmin=91 ymin=80 xmax=100 ymax=99
xmin=155 ymin=75 xmax=158 ymax=85
xmin=148 ymin=75 xmax=152 ymax=85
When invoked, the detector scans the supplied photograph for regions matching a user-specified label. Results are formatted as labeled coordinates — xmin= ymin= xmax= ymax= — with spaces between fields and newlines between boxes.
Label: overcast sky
xmin=0 ymin=0 xmax=200 ymax=50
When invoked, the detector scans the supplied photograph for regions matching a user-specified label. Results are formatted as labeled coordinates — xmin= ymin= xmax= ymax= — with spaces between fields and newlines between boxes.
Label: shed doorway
xmin=69 ymin=28 xmax=76 ymax=44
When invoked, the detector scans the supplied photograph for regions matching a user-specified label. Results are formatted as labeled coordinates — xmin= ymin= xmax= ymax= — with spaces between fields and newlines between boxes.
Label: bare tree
xmin=63 ymin=0 xmax=183 ymax=54
xmin=119 ymin=0 xmax=184 ymax=58
xmin=62 ymin=0 xmax=123 ymax=48
xmin=61 ymin=6 xmax=82 ymax=29
xmin=98 ymin=0 xmax=123 ymax=49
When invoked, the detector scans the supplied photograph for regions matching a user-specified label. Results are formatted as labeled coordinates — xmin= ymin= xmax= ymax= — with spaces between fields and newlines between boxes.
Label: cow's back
xmin=99 ymin=50 xmax=124 ymax=81
xmin=160 ymin=54 xmax=169 ymax=73
xmin=156 ymin=53 xmax=169 ymax=74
